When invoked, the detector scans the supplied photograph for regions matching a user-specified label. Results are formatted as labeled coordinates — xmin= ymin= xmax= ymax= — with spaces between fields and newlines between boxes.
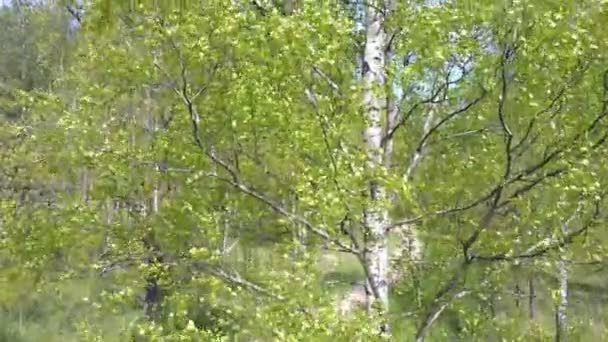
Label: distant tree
xmin=2 ymin=0 xmax=608 ymax=340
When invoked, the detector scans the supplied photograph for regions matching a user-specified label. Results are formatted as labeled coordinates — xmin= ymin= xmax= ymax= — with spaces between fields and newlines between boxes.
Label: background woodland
xmin=1 ymin=1 xmax=608 ymax=341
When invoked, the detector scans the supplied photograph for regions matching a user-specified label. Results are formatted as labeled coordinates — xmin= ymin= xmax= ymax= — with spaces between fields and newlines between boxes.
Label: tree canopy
xmin=2 ymin=1 xmax=608 ymax=341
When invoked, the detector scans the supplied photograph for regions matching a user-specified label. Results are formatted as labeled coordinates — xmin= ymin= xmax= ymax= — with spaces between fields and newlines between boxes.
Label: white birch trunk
xmin=555 ymin=208 xmax=576 ymax=342
xmin=362 ymin=1 xmax=390 ymax=324
xmin=152 ymin=183 xmax=159 ymax=214
xmin=555 ymin=256 xmax=568 ymax=342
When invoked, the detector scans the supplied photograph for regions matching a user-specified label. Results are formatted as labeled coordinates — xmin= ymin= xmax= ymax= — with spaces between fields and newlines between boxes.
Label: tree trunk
xmin=361 ymin=1 xmax=390 ymax=333
xmin=528 ymin=274 xmax=536 ymax=320
xmin=555 ymin=207 xmax=578 ymax=342
xmin=280 ymin=0 xmax=295 ymax=15
xmin=555 ymin=257 xmax=568 ymax=342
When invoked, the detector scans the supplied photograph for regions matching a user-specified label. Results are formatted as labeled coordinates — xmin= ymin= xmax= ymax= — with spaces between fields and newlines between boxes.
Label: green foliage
xmin=2 ymin=0 xmax=608 ymax=340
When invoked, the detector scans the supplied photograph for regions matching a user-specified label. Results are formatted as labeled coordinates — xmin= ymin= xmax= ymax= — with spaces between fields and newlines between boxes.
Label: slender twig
xmin=65 ymin=4 xmax=82 ymax=23
xmin=475 ymin=199 xmax=602 ymax=262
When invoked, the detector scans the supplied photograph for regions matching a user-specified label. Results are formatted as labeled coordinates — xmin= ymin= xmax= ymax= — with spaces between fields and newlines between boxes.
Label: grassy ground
xmin=3 ymin=241 xmax=608 ymax=341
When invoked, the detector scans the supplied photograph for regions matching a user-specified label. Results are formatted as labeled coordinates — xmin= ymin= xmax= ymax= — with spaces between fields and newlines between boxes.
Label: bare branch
xmin=415 ymin=289 xmax=470 ymax=342
xmin=154 ymin=26 xmax=358 ymax=254
xmin=250 ymin=0 xmax=269 ymax=15
xmin=404 ymin=106 xmax=435 ymax=179
xmin=444 ymin=127 xmax=493 ymax=139
xmin=414 ymin=197 xmax=601 ymax=341
xmin=207 ymin=266 xmax=285 ymax=300
xmin=382 ymin=61 xmax=476 ymax=148
xmin=208 ymin=172 xmax=358 ymax=254
xmin=405 ymin=91 xmax=487 ymax=179
xmin=65 ymin=4 xmax=82 ymax=23
xmin=497 ymin=45 xmax=514 ymax=181
xmin=502 ymin=168 xmax=567 ymax=203
xmin=312 ymin=65 xmax=341 ymax=94
xmin=387 ymin=186 xmax=500 ymax=231
xmin=475 ymin=199 xmax=602 ymax=262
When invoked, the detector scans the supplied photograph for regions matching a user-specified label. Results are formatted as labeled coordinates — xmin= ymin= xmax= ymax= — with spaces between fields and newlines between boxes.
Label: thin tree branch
xmin=159 ymin=34 xmax=358 ymax=255
xmin=475 ymin=198 xmax=602 ymax=262
xmin=405 ymin=91 xmax=487 ymax=179
xmin=415 ymin=289 xmax=470 ymax=342
xmin=65 ymin=4 xmax=82 ymax=23
xmin=312 ymin=65 xmax=341 ymax=94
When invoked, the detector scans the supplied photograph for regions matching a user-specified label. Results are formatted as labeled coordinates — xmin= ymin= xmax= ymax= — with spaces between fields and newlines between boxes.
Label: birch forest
xmin=2 ymin=1 xmax=608 ymax=341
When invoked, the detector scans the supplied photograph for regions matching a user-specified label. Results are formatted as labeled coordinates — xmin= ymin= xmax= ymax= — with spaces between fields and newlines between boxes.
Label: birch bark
xmin=555 ymin=205 xmax=579 ymax=342
xmin=361 ymin=0 xmax=390 ymax=323
xmin=555 ymin=254 xmax=568 ymax=342
xmin=555 ymin=258 xmax=568 ymax=342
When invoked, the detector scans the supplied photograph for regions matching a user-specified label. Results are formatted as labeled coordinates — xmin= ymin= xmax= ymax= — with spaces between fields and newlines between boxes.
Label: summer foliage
xmin=1 ymin=0 xmax=608 ymax=341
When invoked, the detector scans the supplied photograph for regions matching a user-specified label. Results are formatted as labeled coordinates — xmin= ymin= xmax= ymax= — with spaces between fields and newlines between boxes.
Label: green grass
xmin=4 ymin=241 xmax=608 ymax=341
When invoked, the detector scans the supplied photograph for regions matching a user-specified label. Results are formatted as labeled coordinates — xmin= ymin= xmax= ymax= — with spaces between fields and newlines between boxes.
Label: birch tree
xmin=3 ymin=0 xmax=608 ymax=340
xmin=361 ymin=0 xmax=391 ymax=324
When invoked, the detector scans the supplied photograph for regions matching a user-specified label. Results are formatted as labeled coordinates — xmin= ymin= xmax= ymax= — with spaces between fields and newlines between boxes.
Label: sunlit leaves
xmin=3 ymin=0 xmax=608 ymax=340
